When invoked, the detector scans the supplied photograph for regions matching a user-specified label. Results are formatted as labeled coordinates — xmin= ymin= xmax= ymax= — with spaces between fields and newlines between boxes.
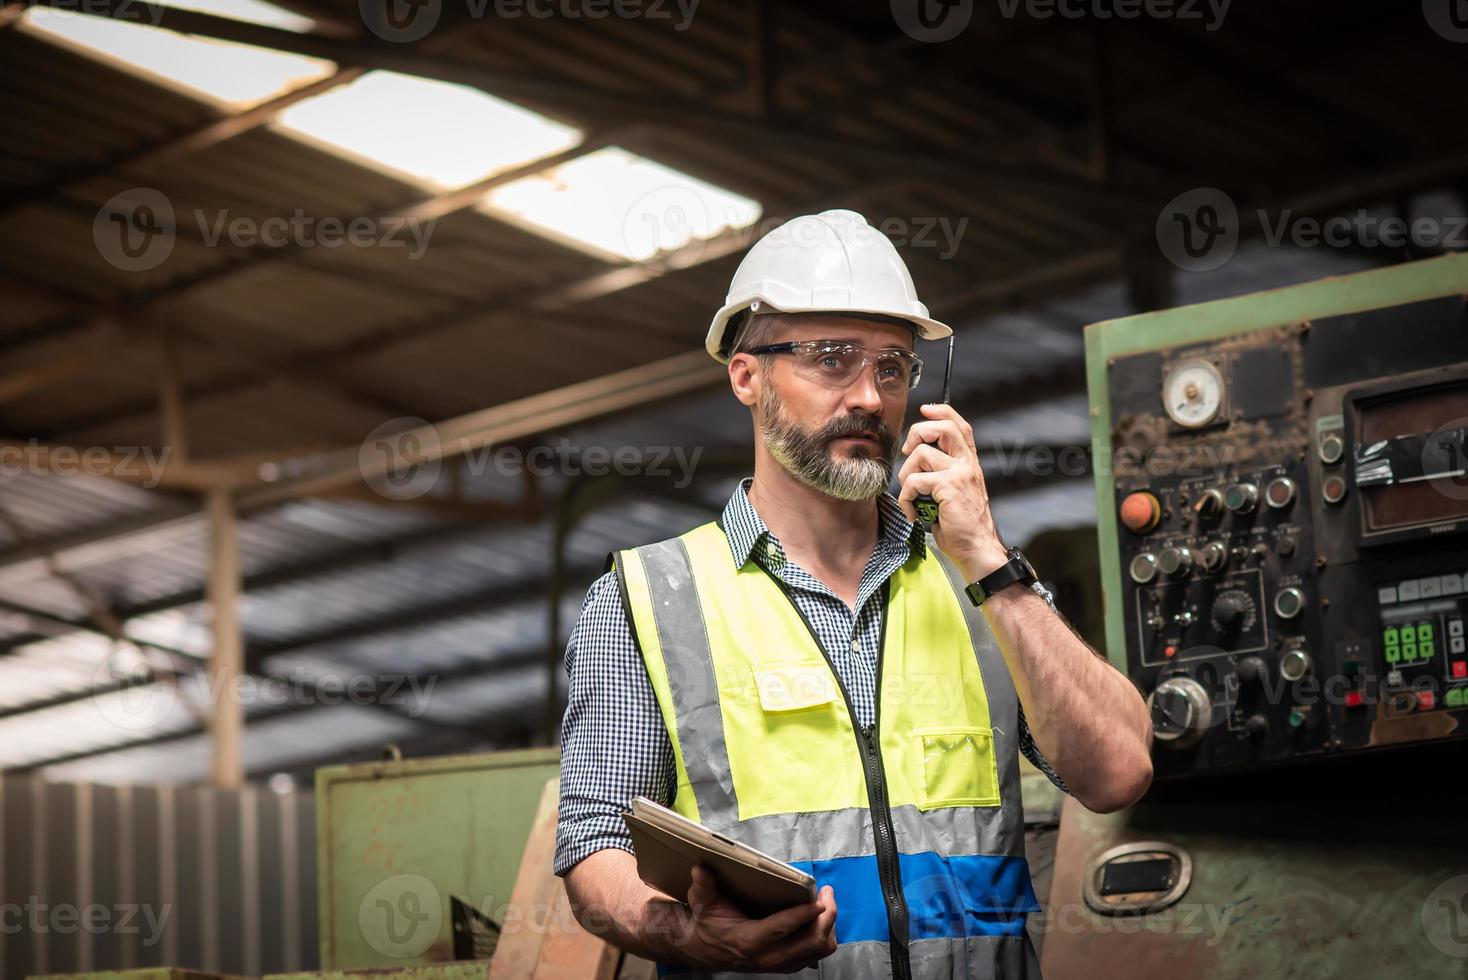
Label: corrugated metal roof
xmin=1 ymin=0 xmax=1460 ymax=782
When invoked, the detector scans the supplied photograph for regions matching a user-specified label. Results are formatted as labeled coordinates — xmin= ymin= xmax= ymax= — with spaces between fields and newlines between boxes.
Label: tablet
xmin=622 ymin=796 xmax=818 ymax=918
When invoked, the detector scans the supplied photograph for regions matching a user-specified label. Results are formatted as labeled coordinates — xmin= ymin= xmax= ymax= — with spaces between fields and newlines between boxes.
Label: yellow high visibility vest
xmin=614 ymin=521 xmax=1042 ymax=980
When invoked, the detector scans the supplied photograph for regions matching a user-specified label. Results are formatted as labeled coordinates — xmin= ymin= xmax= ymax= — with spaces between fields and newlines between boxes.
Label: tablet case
xmin=622 ymin=797 xmax=817 ymax=918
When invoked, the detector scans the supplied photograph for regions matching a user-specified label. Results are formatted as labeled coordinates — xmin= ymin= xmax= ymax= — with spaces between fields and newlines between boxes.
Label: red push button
xmin=1163 ymin=644 xmax=1177 ymax=658
xmin=1345 ymin=691 xmax=1363 ymax=708
xmin=1121 ymin=491 xmax=1162 ymax=533
xmin=1416 ymin=691 xmax=1436 ymax=710
xmin=1453 ymin=661 xmax=1467 ymax=679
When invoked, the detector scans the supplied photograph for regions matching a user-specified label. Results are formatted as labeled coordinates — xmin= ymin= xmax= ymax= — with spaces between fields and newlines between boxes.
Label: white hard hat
xmin=705 ymin=209 xmax=952 ymax=363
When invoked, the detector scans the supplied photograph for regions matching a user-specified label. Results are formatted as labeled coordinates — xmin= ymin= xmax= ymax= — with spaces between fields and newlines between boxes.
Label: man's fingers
xmin=903 ymin=415 xmax=974 ymax=456
xmin=816 ymin=880 xmax=839 ymax=938
xmin=920 ymin=402 xmax=976 ymax=446
xmin=758 ymin=898 xmax=822 ymax=940
xmin=895 ymin=442 xmax=953 ymax=484
xmin=686 ymin=864 xmax=718 ymax=910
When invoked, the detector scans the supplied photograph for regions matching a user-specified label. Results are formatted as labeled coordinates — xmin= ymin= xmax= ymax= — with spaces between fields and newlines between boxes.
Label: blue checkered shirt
xmin=554 ymin=479 xmax=1068 ymax=876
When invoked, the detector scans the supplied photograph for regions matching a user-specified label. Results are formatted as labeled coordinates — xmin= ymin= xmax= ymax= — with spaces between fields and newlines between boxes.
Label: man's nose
xmin=844 ymin=361 xmax=885 ymax=413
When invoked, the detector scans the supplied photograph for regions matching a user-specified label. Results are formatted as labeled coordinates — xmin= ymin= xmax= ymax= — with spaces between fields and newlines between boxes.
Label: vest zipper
xmin=757 ymin=569 xmax=913 ymax=980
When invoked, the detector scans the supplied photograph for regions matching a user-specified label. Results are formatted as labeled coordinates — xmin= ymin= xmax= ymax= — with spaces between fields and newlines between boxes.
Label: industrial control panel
xmin=1086 ymin=255 xmax=1468 ymax=777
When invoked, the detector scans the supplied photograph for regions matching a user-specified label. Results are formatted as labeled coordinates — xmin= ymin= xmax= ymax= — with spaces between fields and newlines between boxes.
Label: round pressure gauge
xmin=1162 ymin=360 xmax=1224 ymax=429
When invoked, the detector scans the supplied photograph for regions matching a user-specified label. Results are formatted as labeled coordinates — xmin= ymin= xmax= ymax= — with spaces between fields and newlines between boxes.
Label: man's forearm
xmin=563 ymin=849 xmax=697 ymax=964
xmin=980 ymin=584 xmax=1153 ymax=811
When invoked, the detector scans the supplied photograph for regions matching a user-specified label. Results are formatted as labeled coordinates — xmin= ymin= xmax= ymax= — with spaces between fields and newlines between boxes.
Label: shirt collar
xmin=720 ymin=477 xmax=927 ymax=569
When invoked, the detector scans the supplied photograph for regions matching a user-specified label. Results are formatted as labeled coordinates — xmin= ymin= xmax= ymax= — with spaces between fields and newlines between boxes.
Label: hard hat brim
xmin=705 ymin=300 xmax=952 ymax=364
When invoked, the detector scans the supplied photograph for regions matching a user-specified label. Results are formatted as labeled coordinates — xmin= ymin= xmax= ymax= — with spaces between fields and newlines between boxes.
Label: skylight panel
xmin=480 ymin=146 xmax=762 ymax=262
xmin=275 ymin=71 xmax=585 ymax=190
xmin=20 ymin=1 xmax=333 ymax=109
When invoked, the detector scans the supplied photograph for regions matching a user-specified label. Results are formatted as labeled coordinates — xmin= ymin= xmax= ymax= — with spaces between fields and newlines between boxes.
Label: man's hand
xmin=681 ymin=865 xmax=837 ymax=974
xmin=897 ymin=402 xmax=1008 ymax=582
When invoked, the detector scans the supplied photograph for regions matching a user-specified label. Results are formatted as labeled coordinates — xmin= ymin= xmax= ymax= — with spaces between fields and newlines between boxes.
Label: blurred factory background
xmin=0 ymin=0 xmax=1466 ymax=976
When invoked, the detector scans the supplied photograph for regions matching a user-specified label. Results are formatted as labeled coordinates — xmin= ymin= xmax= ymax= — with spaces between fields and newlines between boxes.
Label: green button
xmin=1401 ymin=625 xmax=1416 ymax=643
xmin=1403 ymin=643 xmax=1418 ymax=661
xmin=1419 ymin=622 xmax=1434 ymax=640
xmin=1447 ymin=688 xmax=1463 ymax=708
xmin=1422 ymin=639 xmax=1435 ymax=657
xmin=1384 ymin=627 xmax=1399 ymax=645
xmin=1385 ymin=644 xmax=1400 ymax=664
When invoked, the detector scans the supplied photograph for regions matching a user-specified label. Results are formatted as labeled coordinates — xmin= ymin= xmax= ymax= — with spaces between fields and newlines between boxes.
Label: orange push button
xmin=1121 ymin=491 xmax=1162 ymax=533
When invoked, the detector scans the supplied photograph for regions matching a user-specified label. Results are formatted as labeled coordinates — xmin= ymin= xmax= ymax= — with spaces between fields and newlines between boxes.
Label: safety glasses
xmin=747 ymin=340 xmax=925 ymax=392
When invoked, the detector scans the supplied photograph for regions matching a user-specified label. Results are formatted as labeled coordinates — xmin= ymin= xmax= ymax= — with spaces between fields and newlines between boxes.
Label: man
xmin=555 ymin=210 xmax=1152 ymax=978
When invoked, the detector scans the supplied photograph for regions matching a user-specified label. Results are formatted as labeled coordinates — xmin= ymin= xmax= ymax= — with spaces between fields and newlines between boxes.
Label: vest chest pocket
xmin=754 ymin=664 xmax=839 ymax=712
xmin=913 ymin=726 xmax=1001 ymax=809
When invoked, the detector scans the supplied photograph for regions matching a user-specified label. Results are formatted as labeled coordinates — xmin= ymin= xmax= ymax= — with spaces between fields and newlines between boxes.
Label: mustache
xmin=822 ymin=414 xmax=895 ymax=455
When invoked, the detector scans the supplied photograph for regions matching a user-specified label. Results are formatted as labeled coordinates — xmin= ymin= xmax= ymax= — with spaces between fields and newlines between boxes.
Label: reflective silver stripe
xmin=907 ymin=934 xmax=1042 ymax=980
xmin=726 ymin=804 xmax=1016 ymax=864
xmin=656 ymin=935 xmax=1038 ymax=980
xmin=635 ymin=538 xmax=741 ymax=830
xmin=929 ymin=541 xmax=1028 ymax=858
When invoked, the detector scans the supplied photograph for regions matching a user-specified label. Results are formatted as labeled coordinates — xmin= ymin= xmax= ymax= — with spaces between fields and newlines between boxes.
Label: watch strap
xmin=965 ymin=547 xmax=1035 ymax=606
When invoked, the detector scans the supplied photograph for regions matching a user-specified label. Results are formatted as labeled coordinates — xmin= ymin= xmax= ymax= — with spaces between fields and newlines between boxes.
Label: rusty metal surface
xmin=264 ymin=967 xmax=487 ymax=980
xmin=315 ymin=749 xmax=560 ymax=971
xmin=1038 ymin=746 xmax=1468 ymax=980
xmin=28 ymin=971 xmax=250 ymax=980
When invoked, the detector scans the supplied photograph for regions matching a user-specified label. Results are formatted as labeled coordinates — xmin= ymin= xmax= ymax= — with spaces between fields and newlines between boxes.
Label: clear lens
xmin=792 ymin=343 xmax=921 ymax=391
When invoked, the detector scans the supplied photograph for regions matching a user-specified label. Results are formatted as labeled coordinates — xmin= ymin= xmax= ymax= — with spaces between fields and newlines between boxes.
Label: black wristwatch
xmin=965 ymin=547 xmax=1037 ymax=606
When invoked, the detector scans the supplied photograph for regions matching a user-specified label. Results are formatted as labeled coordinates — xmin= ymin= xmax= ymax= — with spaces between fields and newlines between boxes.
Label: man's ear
xmin=728 ymin=353 xmax=759 ymax=408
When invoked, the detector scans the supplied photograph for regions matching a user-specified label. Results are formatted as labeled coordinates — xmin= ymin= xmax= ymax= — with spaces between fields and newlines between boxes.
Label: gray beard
xmin=759 ymin=383 xmax=894 ymax=502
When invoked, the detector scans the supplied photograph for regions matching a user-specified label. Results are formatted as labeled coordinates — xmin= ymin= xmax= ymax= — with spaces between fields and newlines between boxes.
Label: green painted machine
xmin=314 ymin=748 xmax=560 ymax=971
xmin=1039 ymin=254 xmax=1468 ymax=977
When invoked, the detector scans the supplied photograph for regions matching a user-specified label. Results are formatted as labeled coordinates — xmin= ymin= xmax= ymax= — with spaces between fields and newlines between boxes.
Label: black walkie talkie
xmin=913 ymin=334 xmax=956 ymax=526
